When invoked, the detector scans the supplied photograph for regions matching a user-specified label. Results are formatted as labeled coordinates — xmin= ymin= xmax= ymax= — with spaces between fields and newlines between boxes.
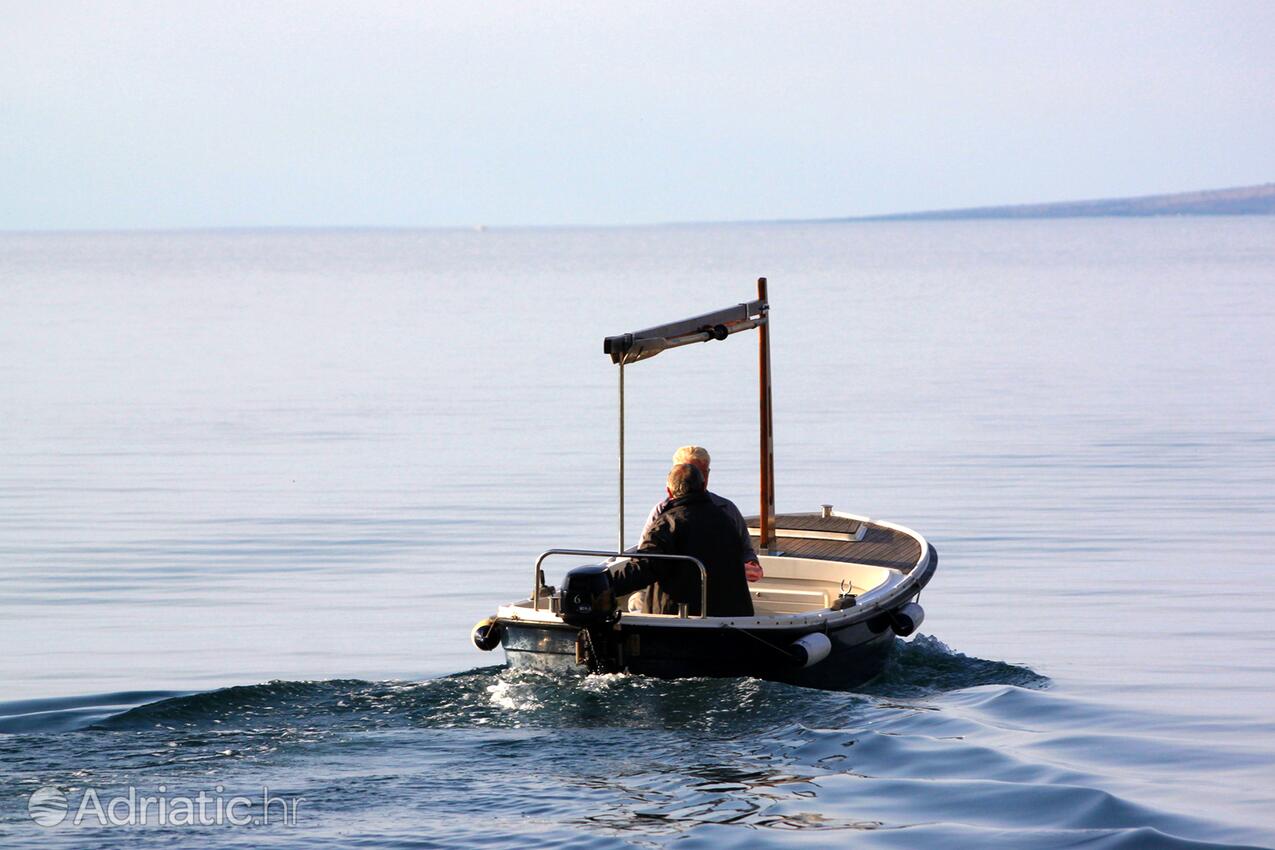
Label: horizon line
xmin=3 ymin=181 xmax=1272 ymax=235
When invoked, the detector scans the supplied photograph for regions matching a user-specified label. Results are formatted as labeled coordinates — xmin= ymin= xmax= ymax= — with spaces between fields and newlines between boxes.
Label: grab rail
xmin=532 ymin=549 xmax=709 ymax=620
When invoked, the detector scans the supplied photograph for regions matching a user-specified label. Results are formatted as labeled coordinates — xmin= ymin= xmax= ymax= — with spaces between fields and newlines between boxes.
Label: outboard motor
xmin=560 ymin=565 xmax=620 ymax=674
xmin=560 ymin=565 xmax=618 ymax=627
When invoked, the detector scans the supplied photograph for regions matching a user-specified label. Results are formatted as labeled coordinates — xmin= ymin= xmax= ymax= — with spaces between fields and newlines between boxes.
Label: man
xmin=641 ymin=446 xmax=763 ymax=583
xmin=609 ymin=463 xmax=755 ymax=617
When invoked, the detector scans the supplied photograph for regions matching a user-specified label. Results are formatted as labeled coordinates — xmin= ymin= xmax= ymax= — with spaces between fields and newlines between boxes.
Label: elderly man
xmin=641 ymin=446 xmax=763 ymax=583
xmin=609 ymin=463 xmax=754 ymax=617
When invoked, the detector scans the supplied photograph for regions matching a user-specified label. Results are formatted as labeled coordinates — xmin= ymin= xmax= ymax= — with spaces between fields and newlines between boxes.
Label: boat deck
xmin=746 ymin=512 xmax=924 ymax=574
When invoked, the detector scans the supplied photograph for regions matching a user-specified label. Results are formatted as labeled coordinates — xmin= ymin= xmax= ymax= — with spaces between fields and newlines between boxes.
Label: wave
xmin=0 ymin=635 xmax=1043 ymax=736
xmin=77 ymin=633 xmax=1042 ymax=734
xmin=861 ymin=633 xmax=1049 ymax=698
xmin=0 ymin=690 xmax=186 ymax=735
xmin=4 ymin=641 xmax=1270 ymax=849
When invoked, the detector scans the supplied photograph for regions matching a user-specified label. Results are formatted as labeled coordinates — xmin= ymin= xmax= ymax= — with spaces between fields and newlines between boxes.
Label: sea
xmin=1 ymin=218 xmax=1273 ymax=848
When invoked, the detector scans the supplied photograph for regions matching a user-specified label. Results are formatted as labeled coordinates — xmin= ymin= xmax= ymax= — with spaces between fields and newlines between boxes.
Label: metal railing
xmin=532 ymin=549 xmax=709 ymax=620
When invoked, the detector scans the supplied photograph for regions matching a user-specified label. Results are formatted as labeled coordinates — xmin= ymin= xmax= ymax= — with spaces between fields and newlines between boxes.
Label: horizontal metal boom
xmin=603 ymin=298 xmax=767 ymax=365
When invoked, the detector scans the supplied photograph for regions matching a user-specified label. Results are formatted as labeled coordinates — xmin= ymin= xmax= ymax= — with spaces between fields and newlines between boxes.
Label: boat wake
xmin=3 ymin=640 xmax=1270 ymax=849
xmin=0 ymin=690 xmax=187 ymax=735
xmin=0 ymin=634 xmax=1042 ymax=737
xmin=861 ymin=633 xmax=1048 ymax=698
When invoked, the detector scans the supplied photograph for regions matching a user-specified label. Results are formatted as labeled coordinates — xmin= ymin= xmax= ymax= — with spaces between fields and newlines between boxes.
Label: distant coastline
xmin=845 ymin=182 xmax=1275 ymax=221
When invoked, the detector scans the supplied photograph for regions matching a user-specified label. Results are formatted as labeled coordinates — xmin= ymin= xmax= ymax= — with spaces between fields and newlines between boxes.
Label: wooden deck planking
xmin=746 ymin=512 xmax=922 ymax=572
xmin=755 ymin=514 xmax=864 ymax=535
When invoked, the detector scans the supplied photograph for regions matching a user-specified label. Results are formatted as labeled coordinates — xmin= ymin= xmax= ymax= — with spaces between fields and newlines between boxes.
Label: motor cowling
xmin=560 ymin=565 xmax=618 ymax=628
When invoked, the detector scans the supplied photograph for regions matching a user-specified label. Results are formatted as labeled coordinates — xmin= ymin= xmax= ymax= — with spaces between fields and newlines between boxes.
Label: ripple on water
xmin=1 ymin=639 xmax=1271 ymax=849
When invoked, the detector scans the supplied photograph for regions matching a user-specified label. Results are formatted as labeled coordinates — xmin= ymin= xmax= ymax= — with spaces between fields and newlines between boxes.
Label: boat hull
xmin=499 ymin=614 xmax=897 ymax=690
xmin=491 ymin=541 xmax=937 ymax=690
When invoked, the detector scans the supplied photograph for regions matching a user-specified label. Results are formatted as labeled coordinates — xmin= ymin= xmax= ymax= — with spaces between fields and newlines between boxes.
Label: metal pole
xmin=618 ymin=357 xmax=625 ymax=553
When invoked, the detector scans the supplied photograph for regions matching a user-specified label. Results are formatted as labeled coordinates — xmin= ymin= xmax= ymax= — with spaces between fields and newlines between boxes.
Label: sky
xmin=2 ymin=0 xmax=1273 ymax=229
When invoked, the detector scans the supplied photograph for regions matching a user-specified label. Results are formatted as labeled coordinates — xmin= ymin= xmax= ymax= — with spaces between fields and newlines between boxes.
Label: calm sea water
xmin=1 ymin=219 xmax=1273 ymax=848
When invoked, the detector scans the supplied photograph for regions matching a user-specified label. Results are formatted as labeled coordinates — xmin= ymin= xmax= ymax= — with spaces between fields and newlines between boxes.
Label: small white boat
xmin=473 ymin=279 xmax=938 ymax=688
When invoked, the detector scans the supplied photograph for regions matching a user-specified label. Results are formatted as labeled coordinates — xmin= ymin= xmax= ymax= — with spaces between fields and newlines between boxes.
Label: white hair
xmin=672 ymin=445 xmax=710 ymax=469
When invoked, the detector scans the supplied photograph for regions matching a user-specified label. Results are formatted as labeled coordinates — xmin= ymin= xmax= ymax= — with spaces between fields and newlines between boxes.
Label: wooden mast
xmin=757 ymin=277 xmax=776 ymax=551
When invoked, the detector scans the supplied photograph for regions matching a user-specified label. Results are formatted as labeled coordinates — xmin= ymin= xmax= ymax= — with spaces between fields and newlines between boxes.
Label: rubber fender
xmin=789 ymin=632 xmax=832 ymax=668
xmin=890 ymin=602 xmax=924 ymax=637
xmin=471 ymin=617 xmax=504 ymax=651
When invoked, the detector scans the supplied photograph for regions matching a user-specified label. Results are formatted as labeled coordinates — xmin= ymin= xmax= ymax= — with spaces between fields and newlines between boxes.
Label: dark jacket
xmin=609 ymin=491 xmax=754 ymax=617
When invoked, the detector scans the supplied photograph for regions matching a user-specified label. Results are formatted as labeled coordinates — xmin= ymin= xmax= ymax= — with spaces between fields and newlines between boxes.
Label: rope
xmin=719 ymin=622 xmax=799 ymax=667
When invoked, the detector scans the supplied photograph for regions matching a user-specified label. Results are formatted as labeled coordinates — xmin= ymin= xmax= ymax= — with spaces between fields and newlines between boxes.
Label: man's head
xmin=666 ymin=463 xmax=706 ymax=499
xmin=672 ymin=446 xmax=710 ymax=483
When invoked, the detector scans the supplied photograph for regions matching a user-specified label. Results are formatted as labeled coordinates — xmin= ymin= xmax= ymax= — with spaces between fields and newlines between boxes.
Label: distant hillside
xmin=855 ymin=182 xmax=1275 ymax=221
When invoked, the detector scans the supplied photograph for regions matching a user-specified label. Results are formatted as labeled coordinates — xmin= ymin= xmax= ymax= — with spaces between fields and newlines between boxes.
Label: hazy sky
xmin=2 ymin=1 xmax=1272 ymax=229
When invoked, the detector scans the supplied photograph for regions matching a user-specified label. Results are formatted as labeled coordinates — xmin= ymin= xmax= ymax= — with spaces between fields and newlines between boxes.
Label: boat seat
xmin=751 ymin=580 xmax=833 ymax=614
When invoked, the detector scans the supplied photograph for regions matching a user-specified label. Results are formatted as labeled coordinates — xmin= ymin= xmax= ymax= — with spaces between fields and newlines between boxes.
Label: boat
xmin=471 ymin=278 xmax=938 ymax=689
